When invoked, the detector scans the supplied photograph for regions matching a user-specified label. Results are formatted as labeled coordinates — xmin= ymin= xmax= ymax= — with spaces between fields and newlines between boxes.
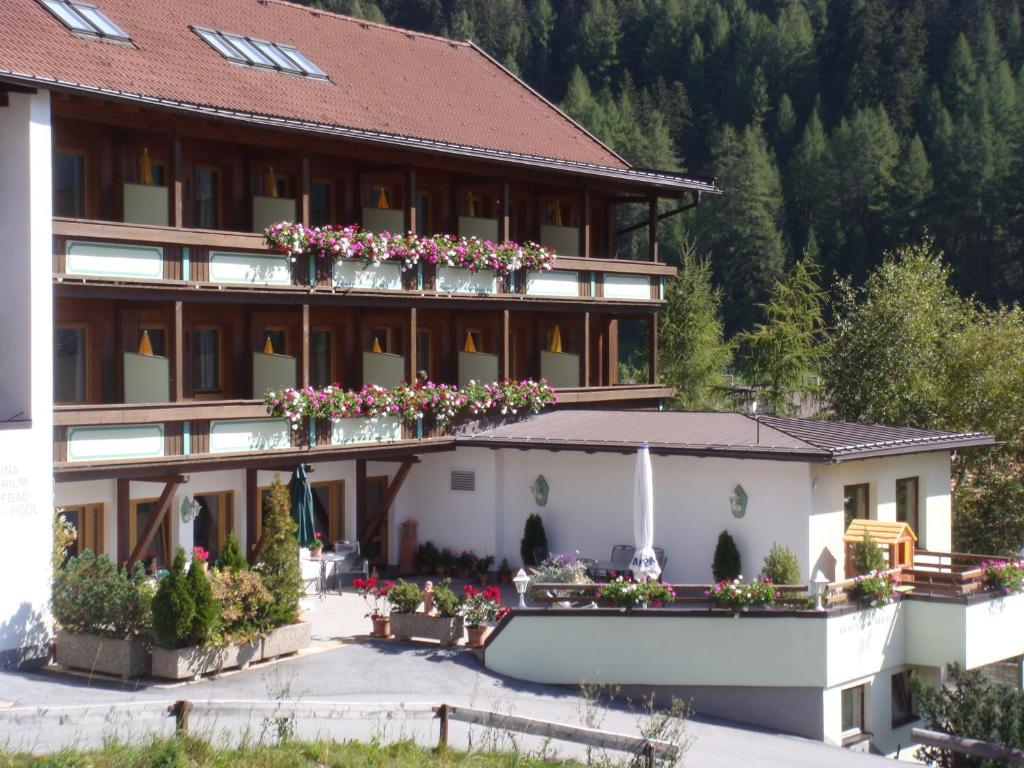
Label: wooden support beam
xmin=126 ymin=477 xmax=185 ymax=571
xmin=301 ymin=303 xmax=310 ymax=388
xmin=408 ymin=306 xmax=418 ymax=382
xmin=502 ymin=309 xmax=510 ymax=380
xmin=172 ymin=137 xmax=183 ymax=228
xmin=581 ymin=187 xmax=591 ymax=258
xmin=359 ymin=457 xmax=414 ymax=546
xmin=300 ymin=155 xmax=311 ymax=225
xmin=501 ymin=179 xmax=511 ymax=242
xmin=116 ymin=478 xmax=130 ymax=567
xmin=246 ymin=468 xmax=258 ymax=563
xmin=406 ymin=167 xmax=417 ymax=234
xmin=583 ymin=311 xmax=591 ymax=388
xmin=607 ymin=318 xmax=618 ymax=386
xmin=173 ymin=300 xmax=184 ymax=401
xmin=649 ymin=313 xmax=658 ymax=385
xmin=607 ymin=200 xmax=617 ymax=259
xmin=648 ymin=195 xmax=658 ymax=263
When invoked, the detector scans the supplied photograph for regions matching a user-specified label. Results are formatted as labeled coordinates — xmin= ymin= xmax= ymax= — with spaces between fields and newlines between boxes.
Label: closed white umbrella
xmin=630 ymin=444 xmax=661 ymax=581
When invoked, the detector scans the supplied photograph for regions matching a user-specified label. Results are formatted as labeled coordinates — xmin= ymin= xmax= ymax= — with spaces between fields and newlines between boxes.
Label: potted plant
xmin=456 ymin=550 xmax=477 ymax=579
xmin=980 ymin=559 xmax=1024 ymax=595
xmin=353 ymin=576 xmax=394 ymax=637
xmin=437 ymin=548 xmax=454 ymax=577
xmin=853 ymin=570 xmax=900 ymax=608
xmin=459 ymin=584 xmax=508 ymax=647
xmin=706 ymin=577 xmax=778 ymax=616
xmin=192 ymin=545 xmax=210 ymax=574
xmin=309 ymin=532 xmax=324 ymax=559
xmin=255 ymin=478 xmax=312 ymax=659
xmin=417 ymin=541 xmax=440 ymax=574
xmin=598 ymin=578 xmax=675 ymax=610
xmin=477 ymin=554 xmax=496 ymax=585
xmin=499 ymin=558 xmax=513 ymax=585
xmin=51 ymin=551 xmax=154 ymax=678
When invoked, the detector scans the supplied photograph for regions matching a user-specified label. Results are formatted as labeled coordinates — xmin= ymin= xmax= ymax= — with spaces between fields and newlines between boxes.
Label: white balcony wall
xmin=436 ymin=266 xmax=497 ymax=294
xmin=525 ymin=270 xmax=579 ymax=297
xmin=208 ymin=251 xmax=291 ymax=285
xmin=333 ymin=260 xmax=403 ymax=290
xmin=603 ymin=274 xmax=651 ymax=300
xmin=65 ymin=241 xmax=163 ymax=279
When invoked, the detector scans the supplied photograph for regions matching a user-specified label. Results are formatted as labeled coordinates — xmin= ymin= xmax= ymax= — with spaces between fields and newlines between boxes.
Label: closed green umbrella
xmin=289 ymin=463 xmax=316 ymax=548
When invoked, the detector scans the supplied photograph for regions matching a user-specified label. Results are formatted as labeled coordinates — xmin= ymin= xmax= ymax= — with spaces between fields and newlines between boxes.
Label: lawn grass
xmin=1 ymin=736 xmax=593 ymax=768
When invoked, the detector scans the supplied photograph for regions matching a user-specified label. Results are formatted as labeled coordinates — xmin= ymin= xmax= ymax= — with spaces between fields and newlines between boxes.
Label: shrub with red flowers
xmin=264 ymin=221 xmax=556 ymax=274
xmin=706 ymin=577 xmax=779 ymax=612
xmin=598 ymin=577 xmax=676 ymax=609
xmin=459 ymin=584 xmax=509 ymax=628
xmin=353 ymin=577 xmax=395 ymax=619
xmin=264 ymin=379 xmax=556 ymax=428
xmin=980 ymin=559 xmax=1024 ymax=595
xmin=192 ymin=546 xmax=209 ymax=563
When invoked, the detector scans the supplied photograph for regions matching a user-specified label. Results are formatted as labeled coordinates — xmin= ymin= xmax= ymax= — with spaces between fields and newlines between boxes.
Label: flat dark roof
xmin=457 ymin=411 xmax=994 ymax=463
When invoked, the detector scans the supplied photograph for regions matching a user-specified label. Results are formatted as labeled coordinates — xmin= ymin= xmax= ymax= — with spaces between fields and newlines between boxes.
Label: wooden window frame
xmin=193 ymin=490 xmax=235 ymax=558
xmin=369 ymin=326 xmax=394 ymax=354
xmin=463 ymin=327 xmax=484 ymax=354
xmin=843 ymin=483 xmax=870 ymax=528
xmin=54 ymin=147 xmax=89 ymax=219
xmin=137 ymin=323 xmax=170 ymax=358
xmin=129 ymin=496 xmax=173 ymax=568
xmin=62 ymin=502 xmax=105 ymax=556
xmin=311 ymin=480 xmax=346 ymax=543
xmin=193 ymin=163 xmax=224 ymax=230
xmin=896 ymin=477 xmax=920 ymax=537
xmin=54 ymin=322 xmax=92 ymax=404
xmin=192 ymin=324 xmax=226 ymax=399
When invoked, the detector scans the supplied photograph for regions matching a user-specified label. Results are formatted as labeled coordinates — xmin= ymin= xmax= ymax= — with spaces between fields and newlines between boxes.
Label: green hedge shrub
xmin=219 ymin=533 xmax=248 ymax=572
xmin=51 ymin=551 xmax=152 ymax=637
xmin=760 ymin=542 xmax=801 ymax=585
xmin=151 ymin=548 xmax=196 ymax=648
xmin=257 ymin=478 xmax=303 ymax=627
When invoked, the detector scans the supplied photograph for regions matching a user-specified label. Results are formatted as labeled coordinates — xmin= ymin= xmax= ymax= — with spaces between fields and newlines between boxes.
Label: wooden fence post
xmin=171 ymin=700 xmax=192 ymax=734
xmin=642 ymin=741 xmax=654 ymax=768
xmin=437 ymin=704 xmax=449 ymax=749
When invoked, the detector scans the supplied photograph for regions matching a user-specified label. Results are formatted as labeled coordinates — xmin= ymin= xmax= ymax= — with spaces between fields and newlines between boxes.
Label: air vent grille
xmin=450 ymin=469 xmax=475 ymax=492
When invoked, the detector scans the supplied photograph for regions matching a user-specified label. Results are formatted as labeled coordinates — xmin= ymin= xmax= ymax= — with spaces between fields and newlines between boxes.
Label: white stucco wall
xmin=0 ymin=90 xmax=53 ymax=665
xmin=815 ymin=452 xmax=952 ymax=580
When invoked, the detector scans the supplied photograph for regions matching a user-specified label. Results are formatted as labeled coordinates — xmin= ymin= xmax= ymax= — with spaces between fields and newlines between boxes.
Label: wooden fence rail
xmin=912 ymin=728 xmax=1024 ymax=765
xmin=433 ymin=703 xmax=678 ymax=768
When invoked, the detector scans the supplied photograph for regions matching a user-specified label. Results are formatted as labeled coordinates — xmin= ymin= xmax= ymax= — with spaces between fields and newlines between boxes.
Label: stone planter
xmin=261 ymin=622 xmax=312 ymax=660
xmin=55 ymin=630 xmax=151 ymax=679
xmin=390 ymin=613 xmax=465 ymax=646
xmin=466 ymin=625 xmax=490 ymax=647
xmin=151 ymin=640 xmax=261 ymax=680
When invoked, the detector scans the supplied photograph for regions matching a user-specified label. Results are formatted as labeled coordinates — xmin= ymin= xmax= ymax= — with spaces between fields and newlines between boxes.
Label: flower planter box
xmin=260 ymin=622 xmax=312 ymax=660
xmin=390 ymin=613 xmax=464 ymax=646
xmin=55 ymin=630 xmax=151 ymax=679
xmin=151 ymin=640 xmax=261 ymax=680
xmin=436 ymin=266 xmax=498 ymax=294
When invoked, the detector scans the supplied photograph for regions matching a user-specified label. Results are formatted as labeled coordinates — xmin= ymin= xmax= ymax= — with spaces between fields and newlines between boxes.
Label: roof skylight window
xmin=40 ymin=0 xmax=130 ymax=41
xmin=192 ymin=27 xmax=328 ymax=80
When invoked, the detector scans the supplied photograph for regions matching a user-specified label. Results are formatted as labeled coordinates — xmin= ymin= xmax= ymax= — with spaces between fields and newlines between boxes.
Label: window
xmin=844 ymin=483 xmax=869 ymax=528
xmin=54 ymin=151 xmax=86 ymax=218
xmin=311 ymin=179 xmax=333 ymax=227
xmin=370 ymin=184 xmax=393 ymax=210
xmin=262 ymin=327 xmax=288 ymax=356
xmin=311 ymin=480 xmax=345 ymax=543
xmin=463 ymin=328 xmax=484 ymax=353
xmin=130 ymin=498 xmax=172 ymax=570
xmin=416 ymin=329 xmax=432 ymax=380
xmin=193 ymin=327 xmax=221 ymax=394
xmin=891 ymin=671 xmax=917 ymax=726
xmin=60 ymin=503 xmax=104 ymax=559
xmin=192 ymin=491 xmax=234 ymax=561
xmin=841 ymin=685 xmax=865 ymax=737
xmin=194 ymin=165 xmax=220 ymax=229
xmin=40 ymin=0 xmax=130 ymax=41
xmin=896 ymin=477 xmax=920 ymax=535
xmin=415 ymin=191 xmax=432 ymax=234
xmin=370 ymin=327 xmax=393 ymax=354
xmin=193 ymin=27 xmax=327 ymax=79
xmin=310 ymin=329 xmax=333 ymax=388
xmin=54 ymin=326 xmax=87 ymax=403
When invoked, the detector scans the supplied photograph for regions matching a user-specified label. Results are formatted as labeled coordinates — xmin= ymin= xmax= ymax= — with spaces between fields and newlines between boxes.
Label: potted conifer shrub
xmin=52 ymin=551 xmax=154 ymax=678
xmin=256 ymin=478 xmax=312 ymax=659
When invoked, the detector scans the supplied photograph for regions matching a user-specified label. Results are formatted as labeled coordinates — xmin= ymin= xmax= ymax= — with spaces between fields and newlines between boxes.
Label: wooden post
xmin=583 ymin=311 xmax=591 ymax=388
xmin=356 ymin=458 xmax=367 ymax=548
xmin=301 ymin=155 xmax=311 ymax=225
xmin=648 ymin=195 xmax=658 ymax=263
xmin=642 ymin=742 xmax=654 ymax=768
xmin=608 ymin=200 xmax=617 ymax=259
xmin=173 ymin=300 xmax=184 ymax=402
xmin=406 ymin=167 xmax=417 ymax=234
xmin=437 ymin=704 xmax=449 ymax=749
xmin=581 ymin=186 xmax=591 ymax=258
xmin=649 ymin=313 xmax=658 ymax=385
xmin=502 ymin=309 xmax=511 ymax=380
xmin=171 ymin=700 xmax=192 ymax=734
xmin=408 ymin=307 xmax=418 ymax=382
xmin=501 ymin=179 xmax=511 ymax=242
xmin=607 ymin=318 xmax=618 ymax=386
xmin=172 ymin=137 xmax=183 ymax=228
xmin=116 ymin=478 xmax=130 ymax=568
xmin=246 ymin=468 xmax=258 ymax=563
xmin=301 ymin=304 xmax=310 ymax=388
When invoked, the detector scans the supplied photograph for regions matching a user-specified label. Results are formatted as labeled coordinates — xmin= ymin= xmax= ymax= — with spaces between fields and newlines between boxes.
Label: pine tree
xmin=257 ymin=478 xmax=303 ymax=627
xmin=659 ymin=245 xmax=732 ymax=411
xmin=712 ymin=531 xmax=741 ymax=581
xmin=151 ymin=548 xmax=195 ymax=649
xmin=218 ymin=533 xmax=247 ymax=572
xmin=890 ymin=134 xmax=933 ymax=241
xmin=186 ymin=557 xmax=218 ymax=645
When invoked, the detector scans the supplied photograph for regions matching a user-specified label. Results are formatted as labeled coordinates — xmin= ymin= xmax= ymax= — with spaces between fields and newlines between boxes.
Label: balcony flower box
xmin=55 ymin=630 xmax=150 ymax=679
xmin=151 ymin=639 xmax=261 ymax=680
xmin=540 ymin=224 xmax=580 ymax=258
xmin=436 ymin=266 xmax=498 ymax=294
xmin=333 ymin=259 xmax=404 ymax=290
xmin=260 ymin=621 xmax=312 ymax=660
xmin=390 ymin=613 xmax=464 ymax=646
xmin=540 ymin=350 xmax=581 ymax=389
xmin=123 ymin=182 xmax=169 ymax=227
xmin=252 ymin=196 xmax=297 ymax=233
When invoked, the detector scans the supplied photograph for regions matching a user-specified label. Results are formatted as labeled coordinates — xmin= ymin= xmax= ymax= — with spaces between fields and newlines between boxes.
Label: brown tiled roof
xmin=0 ymin=0 xmax=633 ymax=172
xmin=459 ymin=411 xmax=994 ymax=462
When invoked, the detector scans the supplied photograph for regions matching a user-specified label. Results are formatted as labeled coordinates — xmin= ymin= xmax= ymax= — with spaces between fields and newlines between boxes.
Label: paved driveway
xmin=0 ymin=640 xmax=897 ymax=767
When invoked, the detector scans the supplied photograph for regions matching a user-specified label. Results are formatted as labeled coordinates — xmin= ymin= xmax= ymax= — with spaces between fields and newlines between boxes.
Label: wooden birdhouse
xmin=843 ymin=519 xmax=917 ymax=576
